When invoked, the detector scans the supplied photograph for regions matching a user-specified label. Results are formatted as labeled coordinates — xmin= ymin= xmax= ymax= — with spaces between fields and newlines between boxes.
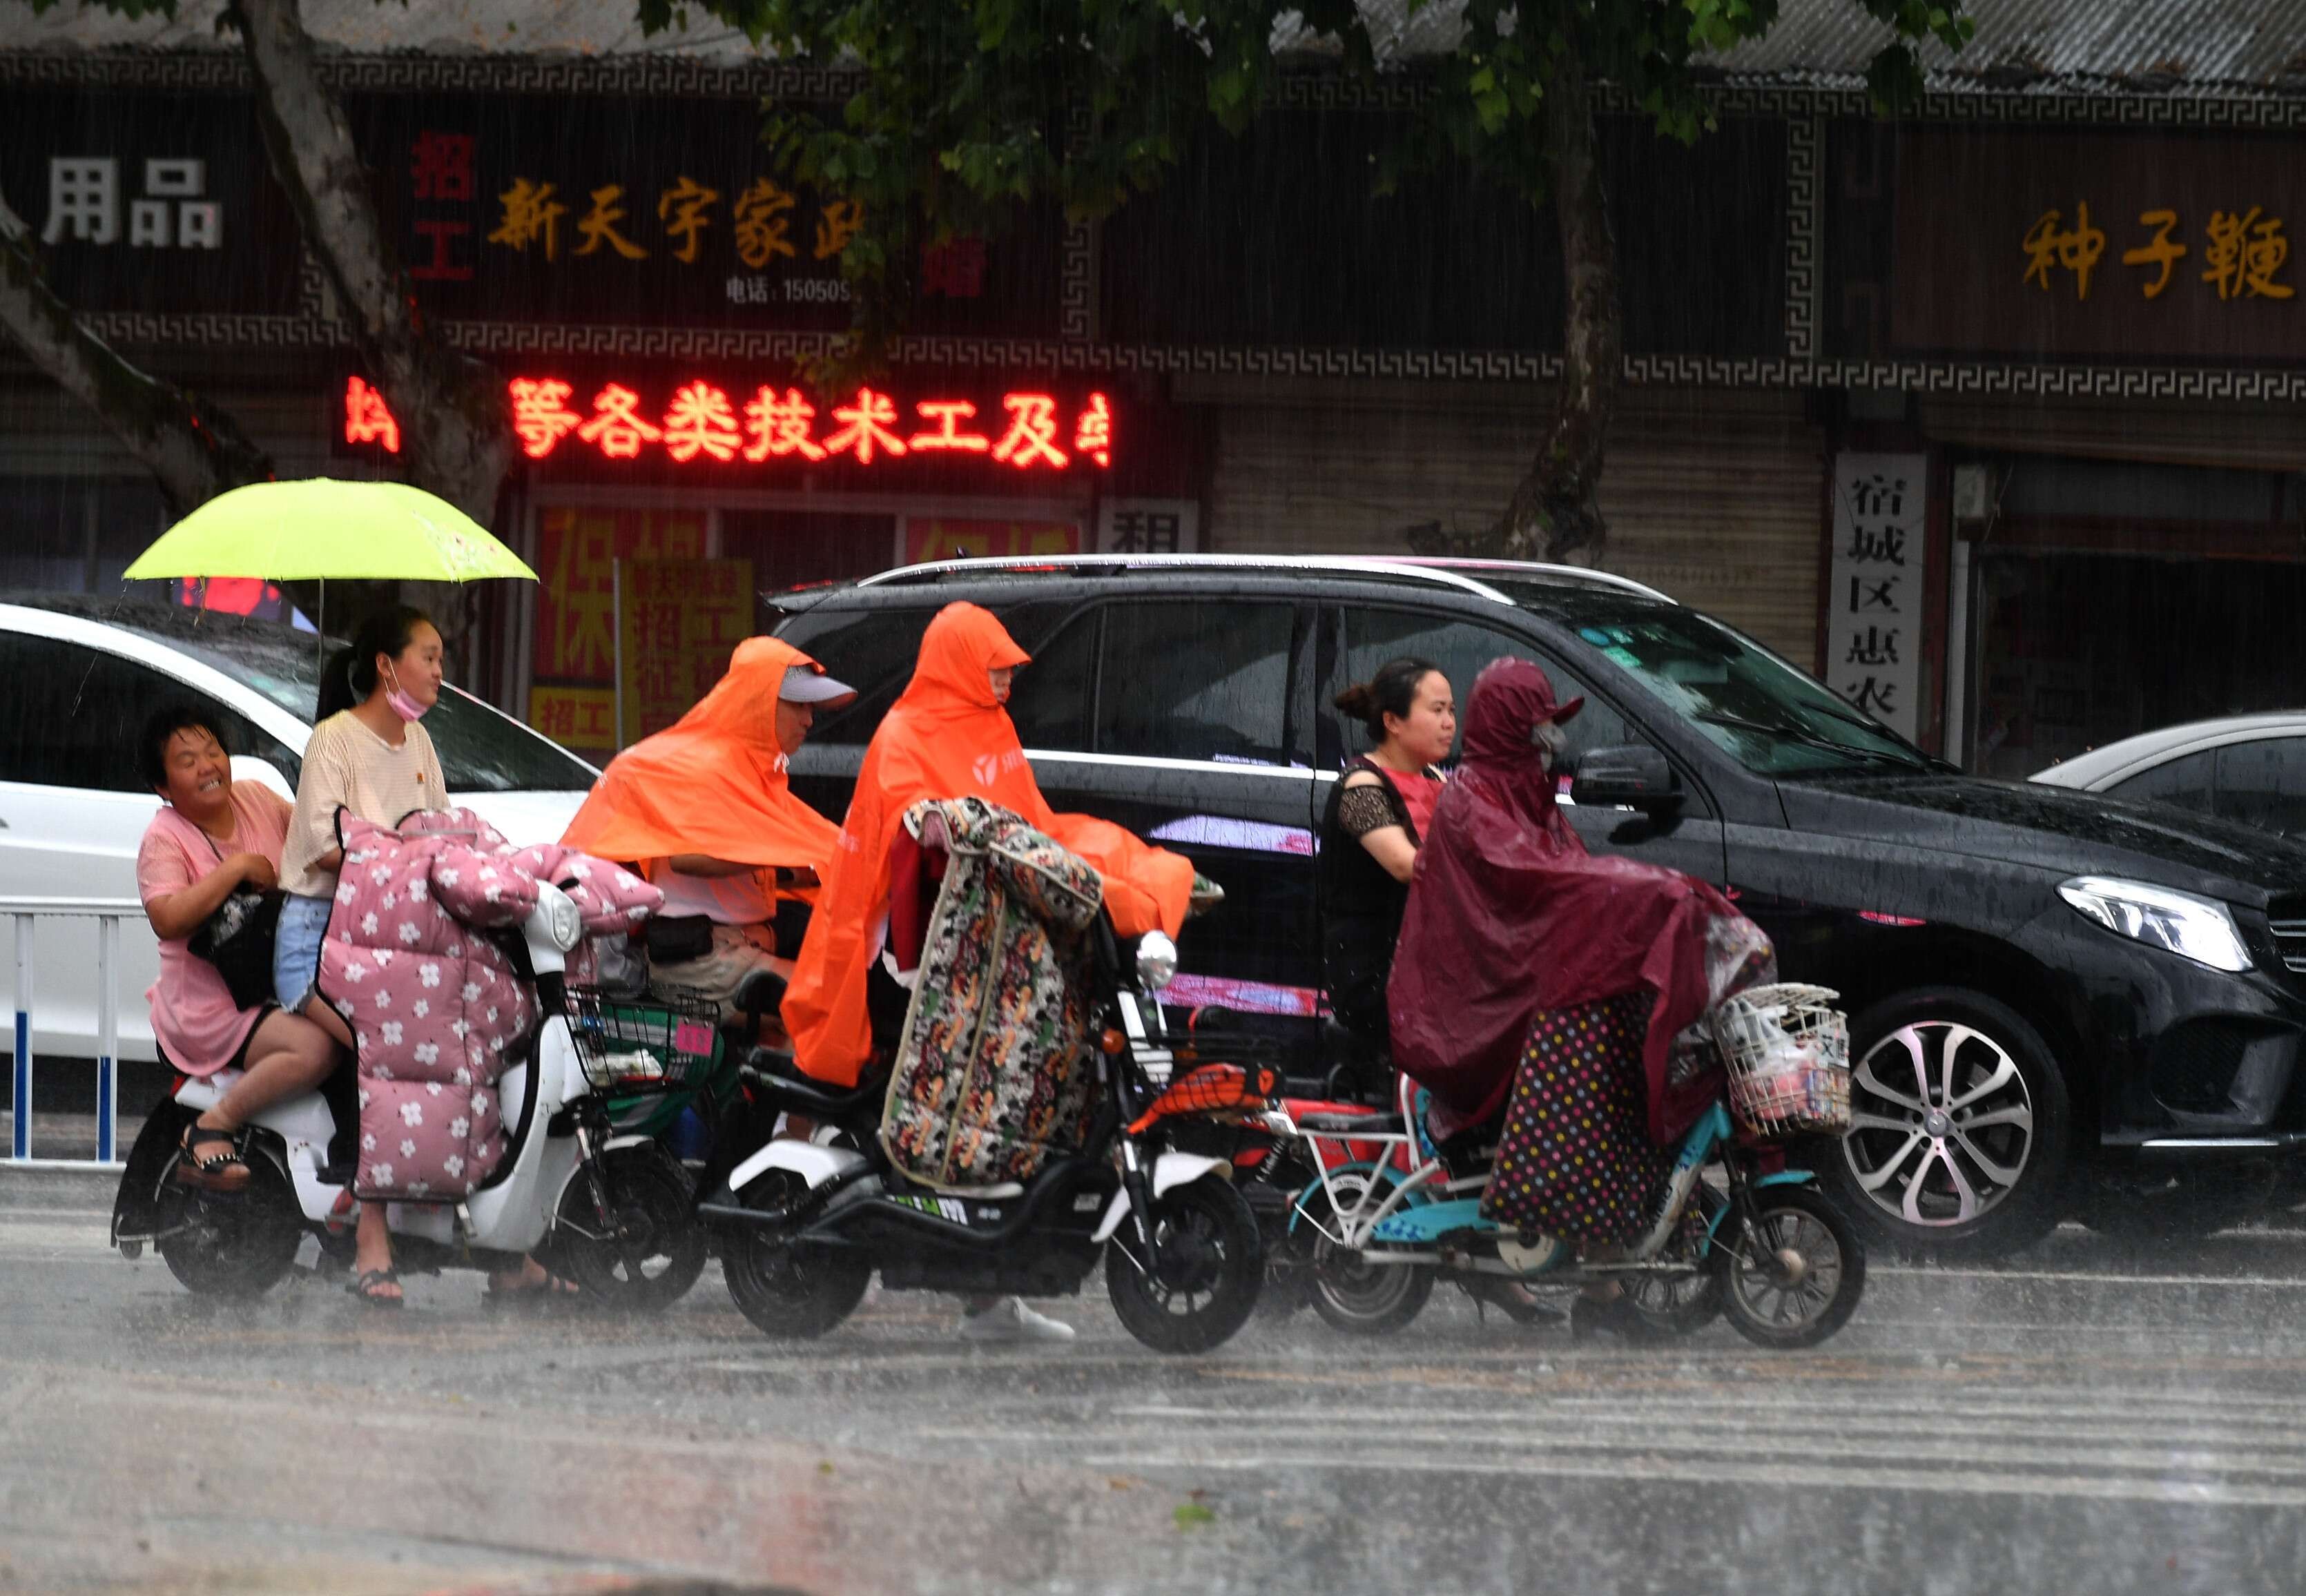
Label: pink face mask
xmin=382 ymin=663 xmax=430 ymax=723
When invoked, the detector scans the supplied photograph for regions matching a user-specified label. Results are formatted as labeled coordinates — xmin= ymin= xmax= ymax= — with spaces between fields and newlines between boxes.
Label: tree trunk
xmin=234 ymin=0 xmax=512 ymax=525
xmin=1406 ymin=51 xmax=1620 ymax=565
xmin=0 ymin=193 xmax=271 ymax=515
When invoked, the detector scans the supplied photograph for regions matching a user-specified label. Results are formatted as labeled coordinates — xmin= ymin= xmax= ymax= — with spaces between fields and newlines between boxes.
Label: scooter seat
xmin=738 ymin=1048 xmax=885 ymax=1125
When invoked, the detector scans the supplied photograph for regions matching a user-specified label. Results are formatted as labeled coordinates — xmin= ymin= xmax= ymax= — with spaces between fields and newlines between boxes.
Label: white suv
xmin=0 ymin=596 xmax=597 ymax=1064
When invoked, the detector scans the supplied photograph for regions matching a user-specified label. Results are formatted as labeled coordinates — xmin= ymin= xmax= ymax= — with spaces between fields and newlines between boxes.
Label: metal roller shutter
xmin=1203 ymin=382 xmax=1825 ymax=661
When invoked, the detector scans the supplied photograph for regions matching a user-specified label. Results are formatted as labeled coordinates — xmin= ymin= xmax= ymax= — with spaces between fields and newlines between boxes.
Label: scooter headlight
xmin=2057 ymin=876 xmax=2252 ymax=973
xmin=1135 ymin=930 xmax=1179 ymax=992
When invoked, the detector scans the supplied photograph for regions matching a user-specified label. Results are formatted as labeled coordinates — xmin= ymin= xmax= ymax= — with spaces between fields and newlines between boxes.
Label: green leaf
xmin=1174 ymin=1502 xmax=1217 ymax=1528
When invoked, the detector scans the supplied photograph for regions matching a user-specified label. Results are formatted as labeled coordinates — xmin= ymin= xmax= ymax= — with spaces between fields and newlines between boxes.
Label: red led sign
xmin=340 ymin=375 xmax=1115 ymax=472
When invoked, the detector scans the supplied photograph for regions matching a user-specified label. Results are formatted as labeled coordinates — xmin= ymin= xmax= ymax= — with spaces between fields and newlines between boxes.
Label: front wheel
xmin=153 ymin=1146 xmax=303 ymax=1299
xmin=550 ymin=1142 xmax=708 ymax=1312
xmin=1714 ymin=1185 xmax=1866 ymax=1350
xmin=1105 ymin=1176 xmax=1264 ymax=1354
xmin=719 ymin=1171 xmax=871 ymax=1339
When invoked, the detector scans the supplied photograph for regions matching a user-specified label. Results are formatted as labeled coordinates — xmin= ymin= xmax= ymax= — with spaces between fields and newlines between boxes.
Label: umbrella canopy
xmin=123 ymin=479 xmax=537 ymax=583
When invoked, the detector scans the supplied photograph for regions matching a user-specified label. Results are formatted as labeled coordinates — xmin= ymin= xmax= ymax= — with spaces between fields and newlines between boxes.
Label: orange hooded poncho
xmin=560 ymin=636 xmax=842 ymax=884
xmin=783 ymin=602 xmax=1195 ymax=1085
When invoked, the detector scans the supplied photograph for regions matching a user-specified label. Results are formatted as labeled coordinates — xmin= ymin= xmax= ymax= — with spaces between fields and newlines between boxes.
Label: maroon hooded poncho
xmin=1388 ymin=656 xmax=1741 ymax=1146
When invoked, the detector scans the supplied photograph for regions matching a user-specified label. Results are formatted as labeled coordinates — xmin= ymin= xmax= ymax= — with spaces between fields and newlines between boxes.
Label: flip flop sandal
xmin=174 ymin=1124 xmax=251 ymax=1192
xmin=348 ymin=1268 xmax=405 ymax=1309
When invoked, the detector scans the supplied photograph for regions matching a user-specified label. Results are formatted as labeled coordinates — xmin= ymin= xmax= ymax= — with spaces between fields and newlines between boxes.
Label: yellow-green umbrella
xmin=124 ymin=478 xmax=537 ymax=583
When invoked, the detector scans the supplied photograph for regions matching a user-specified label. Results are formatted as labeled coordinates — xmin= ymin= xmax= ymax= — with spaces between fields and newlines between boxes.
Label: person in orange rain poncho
xmin=563 ymin=636 xmax=853 ymax=1022
xmin=783 ymin=601 xmax=1196 ymax=1091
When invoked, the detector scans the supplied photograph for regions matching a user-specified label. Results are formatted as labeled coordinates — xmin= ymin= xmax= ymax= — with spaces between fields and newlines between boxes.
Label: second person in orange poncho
xmin=782 ymin=601 xmax=1196 ymax=1089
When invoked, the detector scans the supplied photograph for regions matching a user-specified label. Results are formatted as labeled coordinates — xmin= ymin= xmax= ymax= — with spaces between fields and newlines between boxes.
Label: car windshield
xmin=115 ymin=610 xmax=598 ymax=792
xmin=1549 ymin=600 xmax=1936 ymax=777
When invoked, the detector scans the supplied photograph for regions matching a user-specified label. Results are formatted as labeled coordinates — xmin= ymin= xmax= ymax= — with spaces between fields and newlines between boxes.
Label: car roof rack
xmin=1392 ymin=557 xmax=1672 ymax=603
xmin=853 ymin=552 xmax=1672 ymax=605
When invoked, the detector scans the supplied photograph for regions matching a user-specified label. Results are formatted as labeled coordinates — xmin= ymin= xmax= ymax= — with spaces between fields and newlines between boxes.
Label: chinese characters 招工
xmin=2027 ymin=201 xmax=2294 ymax=301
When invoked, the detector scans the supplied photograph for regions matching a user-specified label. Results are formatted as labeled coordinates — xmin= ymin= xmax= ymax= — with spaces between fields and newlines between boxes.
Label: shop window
xmin=2112 ymin=749 xmax=2215 ymax=815
xmin=1094 ymin=602 xmax=1297 ymax=766
xmin=1005 ymin=610 xmax=1096 ymax=754
xmin=2214 ymin=738 xmax=2306 ymax=839
xmin=1328 ymin=607 xmax=1632 ymax=772
xmin=0 ymin=634 xmax=287 ymax=794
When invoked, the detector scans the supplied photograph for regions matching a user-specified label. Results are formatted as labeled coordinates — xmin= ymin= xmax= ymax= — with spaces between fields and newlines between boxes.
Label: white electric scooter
xmin=110 ymin=884 xmax=681 ymax=1303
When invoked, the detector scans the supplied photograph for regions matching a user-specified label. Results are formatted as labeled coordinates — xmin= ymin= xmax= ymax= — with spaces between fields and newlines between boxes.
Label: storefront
xmin=8 ymin=12 xmax=2306 ymax=766
xmin=1821 ymin=115 xmax=2306 ymax=771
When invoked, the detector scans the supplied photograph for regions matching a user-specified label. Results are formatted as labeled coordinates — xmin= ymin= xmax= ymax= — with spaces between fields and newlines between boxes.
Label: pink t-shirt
xmin=137 ymin=784 xmax=294 ymax=1076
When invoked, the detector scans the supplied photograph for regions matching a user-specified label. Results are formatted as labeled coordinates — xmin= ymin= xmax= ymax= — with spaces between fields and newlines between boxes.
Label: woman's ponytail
xmin=316 ymin=646 xmax=360 ymax=721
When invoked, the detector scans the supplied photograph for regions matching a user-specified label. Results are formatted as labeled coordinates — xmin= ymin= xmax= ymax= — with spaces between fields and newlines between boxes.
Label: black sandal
xmin=349 ymin=1267 xmax=405 ymax=1308
xmin=175 ymin=1122 xmax=251 ymax=1191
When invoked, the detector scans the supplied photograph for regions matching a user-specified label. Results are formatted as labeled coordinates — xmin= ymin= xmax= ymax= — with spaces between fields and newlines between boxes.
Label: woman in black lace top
xmin=1318 ymin=656 xmax=1456 ymax=1044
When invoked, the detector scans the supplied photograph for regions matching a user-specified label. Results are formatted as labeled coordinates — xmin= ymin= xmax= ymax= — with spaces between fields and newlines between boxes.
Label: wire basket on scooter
xmin=1710 ymin=982 xmax=1851 ymax=1138
xmin=562 ymin=983 xmax=722 ymax=1093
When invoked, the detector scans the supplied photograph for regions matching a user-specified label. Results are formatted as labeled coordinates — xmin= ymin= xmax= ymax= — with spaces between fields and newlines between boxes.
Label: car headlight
xmin=1135 ymin=930 xmax=1179 ymax=992
xmin=2057 ymin=877 xmax=2252 ymax=973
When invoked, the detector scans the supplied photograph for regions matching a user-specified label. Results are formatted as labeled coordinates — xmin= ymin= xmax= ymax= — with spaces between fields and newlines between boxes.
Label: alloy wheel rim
xmin=1842 ymin=1020 xmax=2035 ymax=1228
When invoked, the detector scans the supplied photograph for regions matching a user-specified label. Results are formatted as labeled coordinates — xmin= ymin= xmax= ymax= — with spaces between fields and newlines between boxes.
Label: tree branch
xmin=233 ymin=0 xmax=512 ymax=522
xmin=0 ymin=190 xmax=271 ymax=514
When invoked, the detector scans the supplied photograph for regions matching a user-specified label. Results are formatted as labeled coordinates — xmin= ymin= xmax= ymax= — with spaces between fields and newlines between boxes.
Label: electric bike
xmin=697 ymin=920 xmax=1271 ymax=1354
xmin=1272 ymin=984 xmax=1868 ymax=1349
xmin=110 ymin=884 xmax=700 ymax=1308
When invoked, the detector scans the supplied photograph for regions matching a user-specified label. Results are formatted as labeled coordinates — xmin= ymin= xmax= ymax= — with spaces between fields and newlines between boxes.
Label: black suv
xmin=773 ymin=554 xmax=2306 ymax=1256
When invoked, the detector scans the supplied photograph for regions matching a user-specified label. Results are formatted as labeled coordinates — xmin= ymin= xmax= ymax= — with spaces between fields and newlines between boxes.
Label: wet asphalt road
xmin=8 ymin=1167 xmax=2306 ymax=1596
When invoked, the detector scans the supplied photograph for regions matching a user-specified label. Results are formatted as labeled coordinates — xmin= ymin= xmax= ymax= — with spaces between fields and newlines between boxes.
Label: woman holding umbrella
xmin=274 ymin=606 xmax=453 ymax=1307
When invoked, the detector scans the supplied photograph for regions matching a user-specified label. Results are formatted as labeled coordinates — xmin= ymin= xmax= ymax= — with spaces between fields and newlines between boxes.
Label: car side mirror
xmin=1571 ymin=744 xmax=1682 ymax=814
xmin=229 ymin=755 xmax=294 ymax=799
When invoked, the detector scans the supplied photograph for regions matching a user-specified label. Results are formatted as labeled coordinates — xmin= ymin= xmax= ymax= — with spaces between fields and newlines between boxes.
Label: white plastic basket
xmin=1710 ymin=982 xmax=1852 ymax=1138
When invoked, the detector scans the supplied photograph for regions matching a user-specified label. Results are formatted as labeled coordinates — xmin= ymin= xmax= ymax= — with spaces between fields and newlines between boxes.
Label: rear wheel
xmin=719 ymin=1171 xmax=871 ymax=1339
xmin=1105 ymin=1176 xmax=1264 ymax=1354
xmin=153 ymin=1145 xmax=303 ymax=1299
xmin=1302 ymin=1170 xmax=1433 ymax=1336
xmin=1821 ymin=988 xmax=2071 ymax=1260
xmin=550 ymin=1142 xmax=707 ymax=1312
xmin=1714 ymin=1185 xmax=1866 ymax=1350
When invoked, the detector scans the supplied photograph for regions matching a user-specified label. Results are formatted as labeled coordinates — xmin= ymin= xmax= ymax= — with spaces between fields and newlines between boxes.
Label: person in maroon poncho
xmin=1388 ymin=655 xmax=1771 ymax=1341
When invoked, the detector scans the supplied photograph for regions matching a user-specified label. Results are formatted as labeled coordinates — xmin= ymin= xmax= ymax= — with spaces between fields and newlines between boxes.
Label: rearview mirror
xmin=1571 ymin=744 xmax=1681 ymax=814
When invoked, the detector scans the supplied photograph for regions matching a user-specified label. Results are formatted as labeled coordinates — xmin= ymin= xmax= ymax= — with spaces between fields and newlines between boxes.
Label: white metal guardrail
xmin=3 ymin=897 xmax=142 ymax=1169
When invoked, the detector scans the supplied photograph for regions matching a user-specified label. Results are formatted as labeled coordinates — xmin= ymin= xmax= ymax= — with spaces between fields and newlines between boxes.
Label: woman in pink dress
xmin=136 ymin=707 xmax=337 ymax=1191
